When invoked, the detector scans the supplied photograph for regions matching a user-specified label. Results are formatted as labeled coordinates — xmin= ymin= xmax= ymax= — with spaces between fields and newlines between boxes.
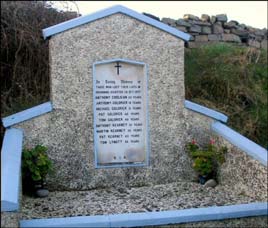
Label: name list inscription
xmin=94 ymin=61 xmax=147 ymax=166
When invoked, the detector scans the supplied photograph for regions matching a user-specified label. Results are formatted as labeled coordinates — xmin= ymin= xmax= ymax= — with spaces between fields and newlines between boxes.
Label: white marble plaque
xmin=93 ymin=60 xmax=149 ymax=167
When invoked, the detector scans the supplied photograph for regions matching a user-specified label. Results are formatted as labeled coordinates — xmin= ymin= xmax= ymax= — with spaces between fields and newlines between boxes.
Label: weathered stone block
xmin=255 ymin=36 xmax=263 ymax=42
xmin=201 ymin=14 xmax=210 ymax=22
xmin=248 ymin=39 xmax=261 ymax=48
xmin=201 ymin=26 xmax=212 ymax=34
xmin=176 ymin=19 xmax=191 ymax=27
xmin=261 ymin=39 xmax=267 ymax=49
xmin=212 ymin=24 xmax=224 ymax=34
xmin=211 ymin=16 xmax=216 ymax=24
xmin=192 ymin=20 xmax=211 ymax=26
xmin=224 ymin=20 xmax=238 ymax=29
xmin=183 ymin=14 xmax=199 ymax=21
xmin=247 ymin=26 xmax=256 ymax=33
xmin=191 ymin=41 xmax=220 ymax=48
xmin=222 ymin=34 xmax=241 ymax=43
xmin=176 ymin=26 xmax=187 ymax=33
xmin=161 ymin=17 xmax=176 ymax=26
xmin=216 ymin=14 xmax=228 ymax=22
xmin=208 ymin=34 xmax=222 ymax=41
xmin=195 ymin=35 xmax=208 ymax=42
xmin=231 ymin=28 xmax=249 ymax=38
xmin=224 ymin=29 xmax=230 ymax=34
xmin=239 ymin=23 xmax=247 ymax=29
xmin=254 ymin=29 xmax=265 ymax=36
xmin=187 ymin=41 xmax=196 ymax=48
xmin=189 ymin=25 xmax=201 ymax=33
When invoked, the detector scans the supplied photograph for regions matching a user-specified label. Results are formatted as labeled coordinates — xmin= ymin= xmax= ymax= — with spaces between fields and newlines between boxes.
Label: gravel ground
xmin=21 ymin=181 xmax=266 ymax=220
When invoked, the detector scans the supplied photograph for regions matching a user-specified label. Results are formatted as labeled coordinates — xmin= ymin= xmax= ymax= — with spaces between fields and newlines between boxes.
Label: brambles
xmin=1 ymin=1 xmax=79 ymax=116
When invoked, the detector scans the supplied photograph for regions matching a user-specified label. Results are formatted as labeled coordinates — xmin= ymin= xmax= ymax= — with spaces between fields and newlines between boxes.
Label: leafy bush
xmin=185 ymin=43 xmax=268 ymax=148
xmin=22 ymin=145 xmax=53 ymax=182
xmin=186 ymin=139 xmax=227 ymax=178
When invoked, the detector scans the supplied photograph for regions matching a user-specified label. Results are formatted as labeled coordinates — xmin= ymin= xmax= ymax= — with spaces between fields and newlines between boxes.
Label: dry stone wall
xmin=143 ymin=13 xmax=267 ymax=49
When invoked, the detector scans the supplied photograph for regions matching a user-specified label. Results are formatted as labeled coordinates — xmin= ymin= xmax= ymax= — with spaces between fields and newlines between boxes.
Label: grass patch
xmin=185 ymin=43 xmax=268 ymax=148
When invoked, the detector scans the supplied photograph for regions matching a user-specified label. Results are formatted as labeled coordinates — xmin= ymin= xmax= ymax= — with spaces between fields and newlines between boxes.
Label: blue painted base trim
xmin=20 ymin=202 xmax=267 ymax=227
xmin=211 ymin=121 xmax=268 ymax=166
xmin=2 ymin=102 xmax=53 ymax=128
xmin=1 ymin=128 xmax=23 ymax=212
xmin=185 ymin=100 xmax=228 ymax=123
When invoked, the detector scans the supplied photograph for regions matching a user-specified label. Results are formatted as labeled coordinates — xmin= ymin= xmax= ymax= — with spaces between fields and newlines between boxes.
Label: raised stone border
xmin=2 ymin=102 xmax=53 ymax=128
xmin=211 ymin=122 xmax=267 ymax=166
xmin=19 ymin=202 xmax=267 ymax=227
xmin=1 ymin=128 xmax=23 ymax=212
xmin=185 ymin=100 xmax=228 ymax=123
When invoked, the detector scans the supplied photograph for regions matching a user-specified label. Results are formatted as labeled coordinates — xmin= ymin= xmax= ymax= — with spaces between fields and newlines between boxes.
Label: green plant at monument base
xmin=186 ymin=139 xmax=227 ymax=184
xmin=22 ymin=145 xmax=53 ymax=195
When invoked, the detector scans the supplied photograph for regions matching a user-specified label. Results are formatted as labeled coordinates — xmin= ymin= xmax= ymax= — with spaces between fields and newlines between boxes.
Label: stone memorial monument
xmin=2 ymin=5 xmax=267 ymax=227
xmin=13 ymin=5 xmax=195 ymax=190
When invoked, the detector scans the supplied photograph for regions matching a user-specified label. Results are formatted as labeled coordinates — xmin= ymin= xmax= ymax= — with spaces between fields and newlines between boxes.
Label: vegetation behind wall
xmin=185 ymin=43 xmax=267 ymax=148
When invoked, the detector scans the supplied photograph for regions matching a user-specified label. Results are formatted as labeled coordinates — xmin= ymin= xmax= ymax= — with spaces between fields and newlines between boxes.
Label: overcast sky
xmin=53 ymin=1 xmax=267 ymax=29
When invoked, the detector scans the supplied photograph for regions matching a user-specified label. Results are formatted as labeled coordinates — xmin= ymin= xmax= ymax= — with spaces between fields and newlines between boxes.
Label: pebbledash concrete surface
xmin=1 ymin=5 xmax=267 ymax=228
xmin=15 ymin=10 xmax=193 ymax=191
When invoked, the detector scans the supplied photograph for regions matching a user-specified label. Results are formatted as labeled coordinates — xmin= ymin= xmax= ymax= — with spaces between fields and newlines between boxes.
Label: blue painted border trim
xmin=185 ymin=100 xmax=228 ymax=123
xmin=211 ymin=121 xmax=268 ymax=166
xmin=2 ymin=102 xmax=53 ymax=128
xmin=92 ymin=59 xmax=150 ymax=168
xmin=19 ymin=202 xmax=268 ymax=227
xmin=1 ymin=128 xmax=23 ymax=212
xmin=42 ymin=5 xmax=190 ymax=41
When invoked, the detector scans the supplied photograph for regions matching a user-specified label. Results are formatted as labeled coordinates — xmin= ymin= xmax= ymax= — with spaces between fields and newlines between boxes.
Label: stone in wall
xmin=201 ymin=26 xmax=212 ymax=35
xmin=189 ymin=25 xmax=201 ymax=33
xmin=208 ymin=34 xmax=222 ymax=41
xmin=248 ymin=39 xmax=261 ymax=48
xmin=201 ymin=14 xmax=210 ymax=22
xmin=211 ymin=16 xmax=217 ymax=24
xmin=189 ymin=33 xmax=200 ymax=41
xmin=176 ymin=26 xmax=187 ymax=33
xmin=216 ymin=14 xmax=228 ymax=22
xmin=224 ymin=20 xmax=239 ymax=29
xmin=183 ymin=14 xmax=199 ymax=20
xmin=192 ymin=20 xmax=211 ymax=26
xmin=159 ymin=12 xmax=267 ymax=49
xmin=261 ymin=39 xmax=267 ymax=49
xmin=161 ymin=17 xmax=176 ymax=27
xmin=176 ymin=19 xmax=191 ymax=28
xmin=231 ymin=28 xmax=249 ymax=39
xmin=222 ymin=34 xmax=241 ymax=43
xmin=212 ymin=23 xmax=224 ymax=34
xmin=254 ymin=29 xmax=266 ymax=37
xmin=195 ymin=35 xmax=208 ymax=42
